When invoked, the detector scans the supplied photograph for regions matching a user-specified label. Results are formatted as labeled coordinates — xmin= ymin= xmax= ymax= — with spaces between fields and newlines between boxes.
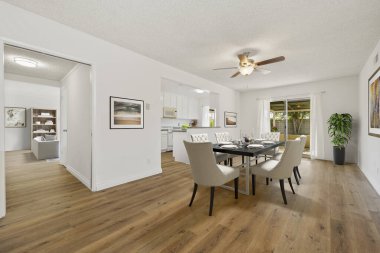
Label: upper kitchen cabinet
xmin=161 ymin=78 xmax=217 ymax=121
xmin=163 ymin=92 xmax=177 ymax=108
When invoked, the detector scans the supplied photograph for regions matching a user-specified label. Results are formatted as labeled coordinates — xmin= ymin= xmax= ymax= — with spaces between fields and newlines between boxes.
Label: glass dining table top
xmin=212 ymin=140 xmax=285 ymax=157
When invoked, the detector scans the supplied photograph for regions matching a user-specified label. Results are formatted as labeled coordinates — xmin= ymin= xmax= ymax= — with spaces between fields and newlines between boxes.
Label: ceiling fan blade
xmin=230 ymin=71 xmax=240 ymax=78
xmin=212 ymin=67 xmax=238 ymax=70
xmin=254 ymin=68 xmax=271 ymax=75
xmin=256 ymin=56 xmax=285 ymax=66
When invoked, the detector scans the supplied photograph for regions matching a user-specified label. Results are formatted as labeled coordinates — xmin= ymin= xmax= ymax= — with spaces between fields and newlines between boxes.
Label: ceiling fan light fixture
xmin=239 ymin=65 xmax=254 ymax=76
xmin=14 ymin=57 xmax=38 ymax=68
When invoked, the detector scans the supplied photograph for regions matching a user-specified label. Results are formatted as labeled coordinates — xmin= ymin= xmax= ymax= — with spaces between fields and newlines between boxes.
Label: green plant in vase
xmin=327 ymin=113 xmax=352 ymax=165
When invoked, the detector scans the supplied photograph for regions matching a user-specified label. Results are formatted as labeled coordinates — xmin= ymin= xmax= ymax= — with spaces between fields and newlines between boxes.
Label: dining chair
xmin=261 ymin=132 xmax=281 ymax=160
xmin=184 ymin=141 xmax=240 ymax=216
xmin=214 ymin=132 xmax=238 ymax=166
xmin=251 ymin=139 xmax=301 ymax=205
xmin=273 ymin=135 xmax=307 ymax=185
xmin=191 ymin=133 xmax=229 ymax=165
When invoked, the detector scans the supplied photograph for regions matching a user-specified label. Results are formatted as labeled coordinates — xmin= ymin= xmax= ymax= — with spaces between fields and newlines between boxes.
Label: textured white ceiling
xmin=4 ymin=45 xmax=77 ymax=82
xmin=4 ymin=0 xmax=380 ymax=90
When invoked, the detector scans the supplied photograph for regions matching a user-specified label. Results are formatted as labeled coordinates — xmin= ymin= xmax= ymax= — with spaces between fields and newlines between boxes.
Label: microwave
xmin=163 ymin=107 xmax=177 ymax=118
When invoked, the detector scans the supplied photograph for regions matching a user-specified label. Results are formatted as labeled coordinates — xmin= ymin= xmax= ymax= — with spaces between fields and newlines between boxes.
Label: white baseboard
xmin=64 ymin=164 xmax=91 ymax=189
xmin=96 ymin=168 xmax=162 ymax=191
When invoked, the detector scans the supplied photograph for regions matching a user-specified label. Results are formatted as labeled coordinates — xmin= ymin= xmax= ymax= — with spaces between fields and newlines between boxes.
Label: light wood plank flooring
xmin=1 ymin=150 xmax=380 ymax=252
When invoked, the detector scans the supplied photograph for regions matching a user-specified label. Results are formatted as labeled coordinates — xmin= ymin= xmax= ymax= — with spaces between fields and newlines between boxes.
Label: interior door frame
xmin=0 ymin=38 xmax=97 ymax=217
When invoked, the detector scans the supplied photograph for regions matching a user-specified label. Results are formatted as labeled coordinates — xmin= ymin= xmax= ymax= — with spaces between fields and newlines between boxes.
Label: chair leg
xmin=229 ymin=158 xmax=233 ymax=167
xmin=189 ymin=183 xmax=198 ymax=207
xmin=234 ymin=177 xmax=239 ymax=199
xmin=279 ymin=179 xmax=287 ymax=205
xmin=293 ymin=167 xmax=300 ymax=185
xmin=209 ymin=187 xmax=215 ymax=216
xmin=256 ymin=156 xmax=258 ymax=165
xmin=241 ymin=156 xmax=244 ymax=165
xmin=270 ymin=178 xmax=272 ymax=181
xmin=288 ymin=178 xmax=295 ymax=194
xmin=265 ymin=155 xmax=267 ymax=160
xmin=252 ymin=174 xmax=256 ymax=195
xmin=296 ymin=166 xmax=302 ymax=179
xmin=224 ymin=160 xmax=228 ymax=166
xmin=266 ymin=177 xmax=269 ymax=185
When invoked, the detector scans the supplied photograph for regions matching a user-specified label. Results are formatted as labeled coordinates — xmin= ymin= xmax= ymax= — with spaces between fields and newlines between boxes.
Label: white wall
xmin=4 ymin=75 xmax=60 ymax=151
xmin=61 ymin=64 xmax=92 ymax=188
xmin=240 ymin=75 xmax=359 ymax=163
xmin=358 ymin=39 xmax=380 ymax=194
xmin=0 ymin=39 xmax=5 ymax=217
xmin=0 ymin=1 xmax=240 ymax=202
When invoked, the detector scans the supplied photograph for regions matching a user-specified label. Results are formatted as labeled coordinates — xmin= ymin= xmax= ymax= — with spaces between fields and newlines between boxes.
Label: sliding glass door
xmin=270 ymin=98 xmax=310 ymax=156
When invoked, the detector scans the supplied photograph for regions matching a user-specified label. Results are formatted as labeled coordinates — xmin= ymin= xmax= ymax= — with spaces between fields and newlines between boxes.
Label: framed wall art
xmin=369 ymin=66 xmax=380 ymax=138
xmin=110 ymin=96 xmax=144 ymax=129
xmin=5 ymin=107 xmax=26 ymax=128
xmin=224 ymin=111 xmax=237 ymax=128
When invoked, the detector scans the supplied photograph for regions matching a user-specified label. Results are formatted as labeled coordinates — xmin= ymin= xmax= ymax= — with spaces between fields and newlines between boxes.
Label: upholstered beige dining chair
xmin=214 ymin=132 xmax=238 ymax=166
xmin=273 ymin=135 xmax=307 ymax=185
xmin=261 ymin=132 xmax=281 ymax=159
xmin=251 ymin=139 xmax=301 ymax=205
xmin=215 ymin=132 xmax=232 ymax=143
xmin=190 ymin=133 xmax=229 ymax=165
xmin=184 ymin=141 xmax=240 ymax=216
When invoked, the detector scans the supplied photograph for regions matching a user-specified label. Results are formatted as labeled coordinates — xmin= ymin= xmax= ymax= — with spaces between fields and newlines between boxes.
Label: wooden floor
xmin=1 ymin=150 xmax=380 ymax=252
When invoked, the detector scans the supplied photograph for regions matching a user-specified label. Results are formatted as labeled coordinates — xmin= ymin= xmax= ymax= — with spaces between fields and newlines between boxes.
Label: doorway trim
xmin=0 ymin=38 xmax=97 ymax=217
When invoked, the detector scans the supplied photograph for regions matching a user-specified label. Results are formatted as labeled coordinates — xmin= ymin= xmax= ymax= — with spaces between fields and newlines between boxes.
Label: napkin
xmin=262 ymin=140 xmax=275 ymax=144
xmin=248 ymin=144 xmax=264 ymax=148
xmin=221 ymin=144 xmax=238 ymax=148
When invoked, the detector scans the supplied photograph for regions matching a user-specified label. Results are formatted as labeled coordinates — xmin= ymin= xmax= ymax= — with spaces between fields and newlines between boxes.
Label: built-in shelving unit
xmin=31 ymin=108 xmax=58 ymax=139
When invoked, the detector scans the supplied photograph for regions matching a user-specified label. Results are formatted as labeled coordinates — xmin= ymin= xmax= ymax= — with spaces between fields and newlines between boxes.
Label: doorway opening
xmin=270 ymin=98 xmax=311 ymax=157
xmin=3 ymin=44 xmax=93 ymax=191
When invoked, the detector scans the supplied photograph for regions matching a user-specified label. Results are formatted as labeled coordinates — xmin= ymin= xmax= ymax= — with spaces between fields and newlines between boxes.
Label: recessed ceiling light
xmin=14 ymin=57 xmax=38 ymax=68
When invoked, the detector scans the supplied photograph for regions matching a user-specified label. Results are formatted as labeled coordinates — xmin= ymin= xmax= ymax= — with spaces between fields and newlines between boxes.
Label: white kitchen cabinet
xmin=163 ymin=92 xmax=177 ymax=108
xmin=188 ymin=97 xmax=199 ymax=119
xmin=167 ymin=131 xmax=173 ymax=151
xmin=176 ymin=95 xmax=183 ymax=118
xmin=160 ymin=94 xmax=164 ymax=117
xmin=161 ymin=92 xmax=200 ymax=120
xmin=161 ymin=131 xmax=168 ymax=152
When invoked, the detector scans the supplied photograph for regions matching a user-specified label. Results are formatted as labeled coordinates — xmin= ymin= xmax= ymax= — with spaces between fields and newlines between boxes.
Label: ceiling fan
xmin=213 ymin=53 xmax=285 ymax=78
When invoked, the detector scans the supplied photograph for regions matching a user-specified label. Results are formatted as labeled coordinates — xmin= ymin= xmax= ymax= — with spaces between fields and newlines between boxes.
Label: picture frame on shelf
xmin=369 ymin=66 xmax=380 ymax=138
xmin=224 ymin=111 xmax=237 ymax=128
xmin=5 ymin=107 xmax=26 ymax=128
xmin=110 ymin=96 xmax=144 ymax=129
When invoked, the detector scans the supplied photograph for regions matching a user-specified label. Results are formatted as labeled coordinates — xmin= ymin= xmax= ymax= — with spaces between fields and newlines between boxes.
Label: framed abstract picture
xmin=224 ymin=111 xmax=237 ymax=128
xmin=5 ymin=107 xmax=26 ymax=128
xmin=369 ymin=66 xmax=380 ymax=137
xmin=110 ymin=96 xmax=144 ymax=129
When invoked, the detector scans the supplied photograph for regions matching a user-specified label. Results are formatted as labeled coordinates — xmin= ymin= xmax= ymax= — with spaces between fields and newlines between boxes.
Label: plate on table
xmin=262 ymin=140 xmax=275 ymax=144
xmin=221 ymin=144 xmax=238 ymax=149
xmin=218 ymin=141 xmax=233 ymax=145
xmin=247 ymin=144 xmax=264 ymax=148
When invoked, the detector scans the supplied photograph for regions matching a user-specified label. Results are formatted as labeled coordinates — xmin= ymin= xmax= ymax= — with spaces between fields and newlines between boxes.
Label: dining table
xmin=213 ymin=140 xmax=285 ymax=195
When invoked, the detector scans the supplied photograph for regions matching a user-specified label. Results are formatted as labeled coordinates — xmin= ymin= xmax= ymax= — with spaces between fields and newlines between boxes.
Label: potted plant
xmin=327 ymin=113 xmax=352 ymax=165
